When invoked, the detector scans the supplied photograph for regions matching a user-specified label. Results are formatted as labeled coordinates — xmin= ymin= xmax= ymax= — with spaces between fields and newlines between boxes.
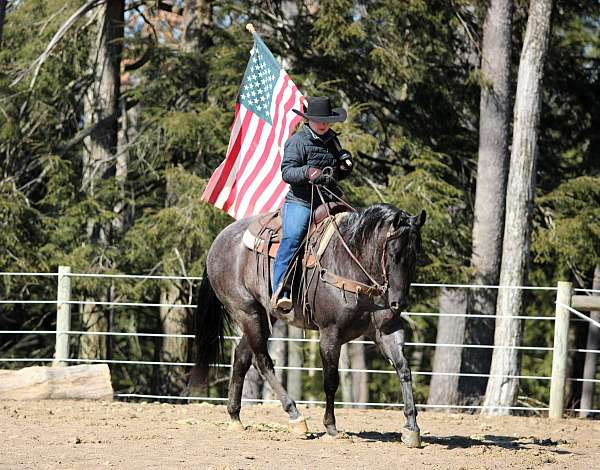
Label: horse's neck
xmin=331 ymin=231 xmax=385 ymax=284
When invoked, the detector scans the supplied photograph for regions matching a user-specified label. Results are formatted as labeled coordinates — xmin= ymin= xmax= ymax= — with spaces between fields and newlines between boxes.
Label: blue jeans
xmin=272 ymin=202 xmax=311 ymax=294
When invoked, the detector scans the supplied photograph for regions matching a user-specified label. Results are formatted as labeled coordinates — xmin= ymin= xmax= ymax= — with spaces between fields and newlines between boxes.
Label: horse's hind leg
xmin=374 ymin=328 xmax=421 ymax=447
xmin=242 ymin=311 xmax=308 ymax=433
xmin=227 ymin=335 xmax=253 ymax=430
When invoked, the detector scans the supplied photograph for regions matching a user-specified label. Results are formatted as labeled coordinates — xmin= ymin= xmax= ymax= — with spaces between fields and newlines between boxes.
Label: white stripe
xmin=267 ymin=182 xmax=289 ymax=212
xmin=231 ymin=73 xmax=290 ymax=218
xmin=225 ymin=105 xmax=246 ymax=157
xmin=221 ymin=84 xmax=283 ymax=218
xmin=236 ymin=77 xmax=298 ymax=217
xmin=231 ymin=73 xmax=288 ymax=196
xmin=250 ymin=86 xmax=303 ymax=214
xmin=203 ymin=106 xmax=248 ymax=201
xmin=214 ymin=109 xmax=260 ymax=208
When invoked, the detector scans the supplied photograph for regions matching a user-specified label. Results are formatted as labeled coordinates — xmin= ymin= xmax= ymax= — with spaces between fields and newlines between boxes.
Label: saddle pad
xmin=242 ymin=212 xmax=348 ymax=264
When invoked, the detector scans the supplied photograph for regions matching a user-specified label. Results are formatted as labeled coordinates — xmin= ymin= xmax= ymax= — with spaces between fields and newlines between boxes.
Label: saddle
xmin=242 ymin=202 xmax=351 ymax=267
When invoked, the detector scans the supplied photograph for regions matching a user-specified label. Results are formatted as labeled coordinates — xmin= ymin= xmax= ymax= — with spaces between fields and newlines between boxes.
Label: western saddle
xmin=242 ymin=202 xmax=351 ymax=269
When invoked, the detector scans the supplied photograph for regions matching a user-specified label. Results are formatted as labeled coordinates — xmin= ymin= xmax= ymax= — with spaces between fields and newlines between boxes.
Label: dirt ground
xmin=0 ymin=400 xmax=598 ymax=469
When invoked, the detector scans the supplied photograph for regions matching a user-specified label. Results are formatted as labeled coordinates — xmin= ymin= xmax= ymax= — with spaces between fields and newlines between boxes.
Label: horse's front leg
xmin=374 ymin=328 xmax=421 ymax=447
xmin=319 ymin=329 xmax=342 ymax=437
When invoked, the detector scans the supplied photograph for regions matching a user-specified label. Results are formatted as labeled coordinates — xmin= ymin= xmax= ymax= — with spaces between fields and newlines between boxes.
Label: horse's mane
xmin=340 ymin=203 xmax=403 ymax=250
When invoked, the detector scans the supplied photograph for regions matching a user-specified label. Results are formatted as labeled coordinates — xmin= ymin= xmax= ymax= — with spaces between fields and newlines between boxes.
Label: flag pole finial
xmin=246 ymin=23 xmax=256 ymax=34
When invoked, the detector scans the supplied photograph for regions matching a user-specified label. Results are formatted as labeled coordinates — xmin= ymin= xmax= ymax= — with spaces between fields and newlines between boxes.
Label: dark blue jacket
xmin=281 ymin=125 xmax=348 ymax=207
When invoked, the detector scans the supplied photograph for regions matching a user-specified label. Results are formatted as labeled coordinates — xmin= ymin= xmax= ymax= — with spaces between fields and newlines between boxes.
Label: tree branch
xmin=11 ymin=0 xmax=106 ymax=90
xmin=57 ymin=99 xmax=138 ymax=154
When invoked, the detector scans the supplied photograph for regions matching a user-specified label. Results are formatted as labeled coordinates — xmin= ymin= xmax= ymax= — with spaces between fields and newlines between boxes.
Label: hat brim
xmin=292 ymin=107 xmax=347 ymax=123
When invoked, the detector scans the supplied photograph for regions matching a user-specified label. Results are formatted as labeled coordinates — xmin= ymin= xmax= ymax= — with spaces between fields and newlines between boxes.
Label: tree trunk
xmin=306 ymin=330 xmax=319 ymax=402
xmin=242 ymin=365 xmax=262 ymax=403
xmin=181 ymin=0 xmax=212 ymax=53
xmin=483 ymin=0 xmax=553 ymax=415
xmin=580 ymin=265 xmax=600 ymax=417
xmin=79 ymin=0 xmax=124 ymax=360
xmin=263 ymin=321 xmax=287 ymax=401
xmin=350 ymin=340 xmax=368 ymax=407
xmin=287 ymin=325 xmax=303 ymax=400
xmin=460 ymin=0 xmax=513 ymax=400
xmin=428 ymin=288 xmax=467 ymax=406
xmin=0 ymin=0 xmax=7 ymax=47
xmin=113 ymin=100 xmax=136 ymax=235
xmin=339 ymin=343 xmax=352 ymax=405
xmin=159 ymin=284 xmax=188 ymax=395
xmin=79 ymin=300 xmax=109 ymax=359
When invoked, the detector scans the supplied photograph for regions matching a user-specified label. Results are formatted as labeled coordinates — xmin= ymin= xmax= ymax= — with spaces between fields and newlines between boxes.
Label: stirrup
xmin=276 ymin=295 xmax=293 ymax=311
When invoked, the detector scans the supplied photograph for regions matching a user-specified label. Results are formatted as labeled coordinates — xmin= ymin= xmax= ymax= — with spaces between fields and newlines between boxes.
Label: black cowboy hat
xmin=292 ymin=96 xmax=347 ymax=123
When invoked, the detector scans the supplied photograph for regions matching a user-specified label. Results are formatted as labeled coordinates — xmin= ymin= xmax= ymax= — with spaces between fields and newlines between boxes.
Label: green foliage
xmin=533 ymin=177 xmax=600 ymax=278
xmin=1 ymin=0 xmax=598 ymax=408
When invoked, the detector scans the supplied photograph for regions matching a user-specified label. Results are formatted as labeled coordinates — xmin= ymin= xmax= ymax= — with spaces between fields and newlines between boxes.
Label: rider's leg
xmin=272 ymin=202 xmax=311 ymax=307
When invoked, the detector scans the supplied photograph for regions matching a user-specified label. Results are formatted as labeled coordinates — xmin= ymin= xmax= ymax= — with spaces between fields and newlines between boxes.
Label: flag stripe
xmin=226 ymin=74 xmax=291 ymax=215
xmin=214 ymin=112 xmax=261 ymax=209
xmin=247 ymin=85 xmax=301 ymax=214
xmin=234 ymin=74 xmax=294 ymax=217
xmin=202 ymin=103 xmax=245 ymax=201
xmin=202 ymin=34 xmax=306 ymax=220
xmin=221 ymin=118 xmax=267 ymax=213
xmin=204 ymin=108 xmax=253 ymax=204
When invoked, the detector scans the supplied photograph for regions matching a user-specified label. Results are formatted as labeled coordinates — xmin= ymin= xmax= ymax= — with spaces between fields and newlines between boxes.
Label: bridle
xmin=313 ymin=183 xmax=413 ymax=299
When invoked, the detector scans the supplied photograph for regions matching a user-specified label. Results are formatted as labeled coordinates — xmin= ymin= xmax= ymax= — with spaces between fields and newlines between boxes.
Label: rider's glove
xmin=306 ymin=167 xmax=336 ymax=186
xmin=339 ymin=150 xmax=353 ymax=173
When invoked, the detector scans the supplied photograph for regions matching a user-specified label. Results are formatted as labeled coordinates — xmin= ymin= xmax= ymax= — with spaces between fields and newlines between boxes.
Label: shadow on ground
xmin=347 ymin=431 xmax=573 ymax=454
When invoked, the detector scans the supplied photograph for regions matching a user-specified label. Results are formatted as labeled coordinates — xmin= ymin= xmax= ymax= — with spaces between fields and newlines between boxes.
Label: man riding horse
xmin=272 ymin=96 xmax=354 ymax=311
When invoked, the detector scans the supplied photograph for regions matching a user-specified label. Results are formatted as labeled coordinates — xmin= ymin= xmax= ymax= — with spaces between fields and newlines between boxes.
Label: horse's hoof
xmin=324 ymin=429 xmax=349 ymax=440
xmin=323 ymin=425 xmax=339 ymax=439
xmin=228 ymin=420 xmax=245 ymax=431
xmin=288 ymin=416 xmax=309 ymax=434
xmin=401 ymin=427 xmax=421 ymax=448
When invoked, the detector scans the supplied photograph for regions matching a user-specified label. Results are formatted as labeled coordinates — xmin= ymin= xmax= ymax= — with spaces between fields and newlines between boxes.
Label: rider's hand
xmin=306 ymin=167 xmax=335 ymax=186
xmin=339 ymin=150 xmax=353 ymax=173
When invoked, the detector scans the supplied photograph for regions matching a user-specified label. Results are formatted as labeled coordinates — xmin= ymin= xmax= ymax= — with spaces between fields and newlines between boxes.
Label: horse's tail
xmin=187 ymin=267 xmax=230 ymax=395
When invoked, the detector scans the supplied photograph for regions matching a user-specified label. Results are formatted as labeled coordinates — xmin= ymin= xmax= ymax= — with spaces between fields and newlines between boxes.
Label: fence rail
xmin=1 ymin=268 xmax=599 ymax=416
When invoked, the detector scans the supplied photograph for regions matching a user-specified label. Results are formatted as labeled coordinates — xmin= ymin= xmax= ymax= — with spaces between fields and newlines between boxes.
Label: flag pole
xmin=246 ymin=23 xmax=256 ymax=34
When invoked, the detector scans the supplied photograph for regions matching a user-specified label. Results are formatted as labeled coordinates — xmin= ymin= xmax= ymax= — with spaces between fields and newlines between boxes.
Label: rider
xmin=271 ymin=96 xmax=354 ymax=311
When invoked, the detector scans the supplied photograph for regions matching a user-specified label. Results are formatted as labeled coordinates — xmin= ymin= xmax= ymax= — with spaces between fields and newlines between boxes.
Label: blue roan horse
xmin=189 ymin=203 xmax=426 ymax=446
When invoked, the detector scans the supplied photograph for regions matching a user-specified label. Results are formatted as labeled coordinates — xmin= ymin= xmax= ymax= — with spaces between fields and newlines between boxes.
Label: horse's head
xmin=383 ymin=209 xmax=426 ymax=312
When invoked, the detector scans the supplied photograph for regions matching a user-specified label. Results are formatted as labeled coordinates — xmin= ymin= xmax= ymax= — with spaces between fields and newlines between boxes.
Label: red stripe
xmin=222 ymin=118 xmax=266 ymax=212
xmin=205 ymin=109 xmax=253 ymax=205
xmin=248 ymin=89 xmax=301 ymax=215
xmin=202 ymin=105 xmax=245 ymax=202
xmin=260 ymin=179 xmax=289 ymax=213
xmin=232 ymin=75 xmax=292 ymax=215
xmin=247 ymin=86 xmax=301 ymax=214
xmin=240 ymin=87 xmax=296 ymax=216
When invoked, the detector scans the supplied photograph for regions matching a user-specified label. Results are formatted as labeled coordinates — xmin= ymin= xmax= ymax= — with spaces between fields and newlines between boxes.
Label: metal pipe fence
xmin=1 ymin=268 xmax=599 ymax=415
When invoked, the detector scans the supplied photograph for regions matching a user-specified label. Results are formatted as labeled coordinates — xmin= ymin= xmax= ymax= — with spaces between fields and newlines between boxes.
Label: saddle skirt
xmin=242 ymin=202 xmax=350 ymax=268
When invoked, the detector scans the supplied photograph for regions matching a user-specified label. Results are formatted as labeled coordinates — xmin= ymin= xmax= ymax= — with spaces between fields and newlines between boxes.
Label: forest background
xmin=0 ymin=0 xmax=599 ymax=414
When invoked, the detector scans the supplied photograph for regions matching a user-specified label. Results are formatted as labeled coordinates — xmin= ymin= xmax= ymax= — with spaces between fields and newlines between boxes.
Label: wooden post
xmin=549 ymin=281 xmax=572 ymax=418
xmin=53 ymin=266 xmax=71 ymax=367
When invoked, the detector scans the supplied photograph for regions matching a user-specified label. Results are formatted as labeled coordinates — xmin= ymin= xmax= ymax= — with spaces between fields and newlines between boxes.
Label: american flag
xmin=202 ymin=32 xmax=305 ymax=220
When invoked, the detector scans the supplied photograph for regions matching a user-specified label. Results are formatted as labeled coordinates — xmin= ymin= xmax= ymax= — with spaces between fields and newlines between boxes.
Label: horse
xmin=189 ymin=203 xmax=426 ymax=446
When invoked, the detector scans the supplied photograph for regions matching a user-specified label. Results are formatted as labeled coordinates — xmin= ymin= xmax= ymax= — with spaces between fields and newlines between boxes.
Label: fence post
xmin=53 ymin=265 xmax=71 ymax=367
xmin=549 ymin=281 xmax=572 ymax=418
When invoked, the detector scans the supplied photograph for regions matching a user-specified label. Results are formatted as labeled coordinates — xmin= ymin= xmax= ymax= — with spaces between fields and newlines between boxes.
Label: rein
xmin=313 ymin=184 xmax=405 ymax=299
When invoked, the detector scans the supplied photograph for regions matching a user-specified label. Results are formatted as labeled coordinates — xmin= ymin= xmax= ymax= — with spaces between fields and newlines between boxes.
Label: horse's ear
xmin=414 ymin=210 xmax=426 ymax=228
xmin=393 ymin=211 xmax=407 ymax=228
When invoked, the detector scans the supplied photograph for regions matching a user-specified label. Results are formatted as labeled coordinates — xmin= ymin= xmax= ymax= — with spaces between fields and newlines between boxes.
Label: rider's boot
xmin=270 ymin=285 xmax=294 ymax=321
